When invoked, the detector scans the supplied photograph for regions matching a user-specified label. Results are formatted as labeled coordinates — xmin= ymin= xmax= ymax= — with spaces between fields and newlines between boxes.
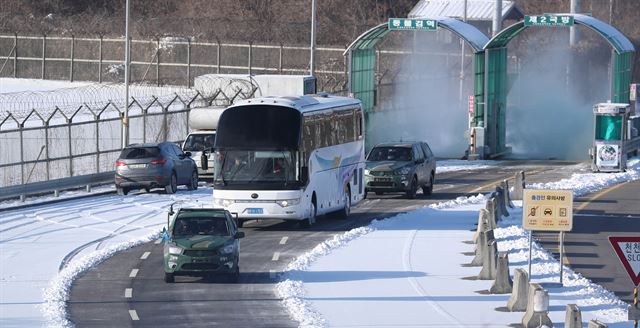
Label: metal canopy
xmin=409 ymin=0 xmax=524 ymax=22
xmin=345 ymin=18 xmax=489 ymax=55
xmin=485 ymin=14 xmax=635 ymax=54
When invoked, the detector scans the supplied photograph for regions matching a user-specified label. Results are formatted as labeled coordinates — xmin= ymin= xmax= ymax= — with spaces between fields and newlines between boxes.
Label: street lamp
xmin=122 ymin=0 xmax=131 ymax=148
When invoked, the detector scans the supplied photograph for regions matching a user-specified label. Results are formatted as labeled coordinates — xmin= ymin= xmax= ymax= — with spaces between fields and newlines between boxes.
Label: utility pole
xmin=122 ymin=0 xmax=131 ymax=148
xmin=459 ymin=0 xmax=467 ymax=103
xmin=492 ymin=0 xmax=502 ymax=36
xmin=310 ymin=0 xmax=316 ymax=77
xmin=569 ymin=0 xmax=579 ymax=46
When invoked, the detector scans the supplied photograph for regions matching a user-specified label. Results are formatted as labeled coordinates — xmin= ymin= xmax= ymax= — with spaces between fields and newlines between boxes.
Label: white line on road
xmin=269 ymin=270 xmax=276 ymax=279
xmin=154 ymin=238 xmax=162 ymax=244
xmin=129 ymin=269 xmax=139 ymax=278
xmin=279 ymin=236 xmax=288 ymax=245
xmin=140 ymin=251 xmax=150 ymax=260
xmin=125 ymin=288 xmax=133 ymax=298
xmin=129 ymin=309 xmax=139 ymax=320
xmin=272 ymin=252 xmax=280 ymax=261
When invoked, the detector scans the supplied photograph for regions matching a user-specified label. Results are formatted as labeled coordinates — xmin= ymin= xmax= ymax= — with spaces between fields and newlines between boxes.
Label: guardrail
xmin=0 ymin=171 xmax=114 ymax=202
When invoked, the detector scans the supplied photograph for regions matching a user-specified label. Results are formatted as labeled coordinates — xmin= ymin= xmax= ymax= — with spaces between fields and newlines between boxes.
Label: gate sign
xmin=468 ymin=95 xmax=475 ymax=114
xmin=523 ymin=189 xmax=573 ymax=231
xmin=389 ymin=18 xmax=437 ymax=31
xmin=609 ymin=236 xmax=640 ymax=286
xmin=524 ymin=15 xmax=574 ymax=27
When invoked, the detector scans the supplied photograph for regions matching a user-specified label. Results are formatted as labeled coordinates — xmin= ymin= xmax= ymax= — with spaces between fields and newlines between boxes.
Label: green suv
xmin=163 ymin=207 xmax=245 ymax=283
xmin=364 ymin=141 xmax=436 ymax=199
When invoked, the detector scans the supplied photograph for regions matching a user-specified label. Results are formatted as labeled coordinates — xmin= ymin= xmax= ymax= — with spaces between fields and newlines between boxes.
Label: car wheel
xmin=144 ymin=187 xmax=150 ymax=193
xmin=164 ymin=272 xmax=174 ymax=283
xmin=337 ymin=187 xmax=350 ymax=219
xmin=406 ymin=176 xmax=417 ymax=199
xmin=237 ymin=219 xmax=245 ymax=228
xmin=165 ymin=173 xmax=177 ymax=194
xmin=117 ymin=187 xmax=129 ymax=196
xmin=229 ymin=266 xmax=240 ymax=283
xmin=422 ymin=172 xmax=434 ymax=196
xmin=187 ymin=171 xmax=198 ymax=191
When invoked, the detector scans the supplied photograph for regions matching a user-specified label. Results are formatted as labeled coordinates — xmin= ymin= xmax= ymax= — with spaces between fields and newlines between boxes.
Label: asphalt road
xmin=67 ymin=161 xmax=580 ymax=327
xmin=536 ymin=178 xmax=640 ymax=303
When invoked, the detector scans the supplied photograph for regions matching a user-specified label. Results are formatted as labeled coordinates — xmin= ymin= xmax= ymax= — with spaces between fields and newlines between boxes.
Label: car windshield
xmin=172 ymin=216 xmax=230 ymax=237
xmin=183 ymin=134 xmax=216 ymax=152
xmin=119 ymin=147 xmax=160 ymax=159
xmin=367 ymin=146 xmax=412 ymax=162
xmin=215 ymin=150 xmax=295 ymax=185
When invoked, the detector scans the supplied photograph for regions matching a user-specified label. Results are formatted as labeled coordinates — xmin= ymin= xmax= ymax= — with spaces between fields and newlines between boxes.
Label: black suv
xmin=364 ymin=141 xmax=436 ymax=198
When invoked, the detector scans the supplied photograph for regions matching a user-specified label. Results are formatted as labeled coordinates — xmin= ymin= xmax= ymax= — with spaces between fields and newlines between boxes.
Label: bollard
xmin=507 ymin=268 xmax=529 ymax=312
xmin=495 ymin=186 xmax=509 ymax=218
xmin=501 ymin=179 xmax=514 ymax=208
xmin=473 ymin=209 xmax=489 ymax=244
xmin=471 ymin=229 xmax=493 ymax=266
xmin=512 ymin=171 xmax=525 ymax=200
xmin=20 ymin=194 xmax=26 ymax=202
xmin=521 ymin=283 xmax=553 ymax=328
xmin=587 ymin=319 xmax=607 ymax=328
xmin=565 ymin=304 xmax=582 ymax=328
xmin=485 ymin=198 xmax=497 ymax=230
xmin=54 ymin=190 xmax=60 ymax=197
xmin=478 ymin=239 xmax=497 ymax=280
xmin=490 ymin=252 xmax=513 ymax=294
xmin=86 ymin=184 xmax=91 ymax=193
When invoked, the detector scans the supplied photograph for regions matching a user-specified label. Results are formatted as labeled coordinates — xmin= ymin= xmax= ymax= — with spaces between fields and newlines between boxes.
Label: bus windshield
xmin=215 ymin=150 xmax=296 ymax=186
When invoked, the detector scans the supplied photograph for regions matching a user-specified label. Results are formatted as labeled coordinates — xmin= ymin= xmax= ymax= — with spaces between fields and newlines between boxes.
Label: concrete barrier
xmin=485 ymin=198 xmax=498 ymax=230
xmin=507 ymin=268 xmax=529 ymax=311
xmin=495 ymin=186 xmax=509 ymax=217
xmin=512 ymin=171 xmax=525 ymax=200
xmin=473 ymin=209 xmax=489 ymax=244
xmin=501 ymin=179 xmax=514 ymax=208
xmin=588 ymin=319 xmax=607 ymax=328
xmin=478 ymin=239 xmax=497 ymax=280
xmin=521 ymin=283 xmax=552 ymax=328
xmin=471 ymin=229 xmax=493 ymax=266
xmin=489 ymin=252 xmax=513 ymax=294
xmin=565 ymin=304 xmax=582 ymax=328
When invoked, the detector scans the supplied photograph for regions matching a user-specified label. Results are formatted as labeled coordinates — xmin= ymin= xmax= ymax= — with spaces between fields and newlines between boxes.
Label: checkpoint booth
xmin=590 ymin=102 xmax=640 ymax=172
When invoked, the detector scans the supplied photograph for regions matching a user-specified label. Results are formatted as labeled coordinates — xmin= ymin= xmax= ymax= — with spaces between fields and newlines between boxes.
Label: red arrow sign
xmin=609 ymin=236 xmax=640 ymax=286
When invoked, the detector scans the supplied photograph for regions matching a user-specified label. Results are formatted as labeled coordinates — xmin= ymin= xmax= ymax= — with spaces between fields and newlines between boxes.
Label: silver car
xmin=115 ymin=142 xmax=198 ymax=195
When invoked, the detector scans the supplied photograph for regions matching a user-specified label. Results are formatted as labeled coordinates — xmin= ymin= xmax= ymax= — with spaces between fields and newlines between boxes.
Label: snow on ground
xmin=0 ymin=78 xmax=92 ymax=93
xmin=0 ymin=185 xmax=115 ymax=209
xmin=0 ymin=187 xmax=212 ymax=327
xmin=436 ymin=159 xmax=501 ymax=173
xmin=276 ymin=158 xmax=640 ymax=327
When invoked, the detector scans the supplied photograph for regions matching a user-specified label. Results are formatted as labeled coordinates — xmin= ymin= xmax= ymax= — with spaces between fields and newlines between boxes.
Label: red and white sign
xmin=468 ymin=95 xmax=474 ymax=114
xmin=609 ymin=236 xmax=640 ymax=286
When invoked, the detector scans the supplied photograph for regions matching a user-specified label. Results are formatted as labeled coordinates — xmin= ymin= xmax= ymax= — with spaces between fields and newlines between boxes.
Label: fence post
xmin=95 ymin=118 xmax=100 ymax=173
xmin=13 ymin=33 xmax=17 ymax=78
xmin=163 ymin=106 xmax=168 ymax=142
xmin=69 ymin=35 xmax=75 ymax=82
xmin=19 ymin=124 xmax=24 ymax=184
xmin=44 ymin=123 xmax=50 ymax=180
xmin=142 ymin=105 xmax=147 ymax=143
xmin=248 ymin=41 xmax=252 ymax=75
xmin=156 ymin=38 xmax=161 ymax=86
xmin=279 ymin=43 xmax=283 ymax=73
xmin=41 ymin=34 xmax=46 ymax=79
xmin=216 ymin=39 xmax=221 ymax=74
xmin=67 ymin=118 xmax=73 ymax=177
xmin=98 ymin=35 xmax=103 ymax=83
xmin=187 ymin=38 xmax=191 ymax=88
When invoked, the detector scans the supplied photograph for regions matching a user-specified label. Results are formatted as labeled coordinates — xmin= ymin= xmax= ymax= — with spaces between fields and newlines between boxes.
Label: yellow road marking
xmin=469 ymin=168 xmax=546 ymax=193
xmin=575 ymin=180 xmax=630 ymax=212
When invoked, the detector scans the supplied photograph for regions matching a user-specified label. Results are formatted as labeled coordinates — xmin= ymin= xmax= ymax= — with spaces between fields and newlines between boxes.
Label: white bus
xmin=212 ymin=94 xmax=365 ymax=227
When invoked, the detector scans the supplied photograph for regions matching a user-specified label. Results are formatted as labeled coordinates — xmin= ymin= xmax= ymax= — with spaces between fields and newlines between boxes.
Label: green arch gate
xmin=482 ymin=13 xmax=635 ymax=158
xmin=344 ymin=17 xmax=489 ymax=151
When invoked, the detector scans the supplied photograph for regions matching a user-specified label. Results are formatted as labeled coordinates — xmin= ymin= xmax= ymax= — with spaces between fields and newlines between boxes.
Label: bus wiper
xmin=282 ymin=151 xmax=290 ymax=187
xmin=219 ymin=153 xmax=227 ymax=186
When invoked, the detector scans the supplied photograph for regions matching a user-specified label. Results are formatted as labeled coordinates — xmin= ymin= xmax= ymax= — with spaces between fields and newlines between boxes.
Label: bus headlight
xmin=214 ymin=198 xmax=235 ymax=207
xmin=276 ymin=198 xmax=300 ymax=207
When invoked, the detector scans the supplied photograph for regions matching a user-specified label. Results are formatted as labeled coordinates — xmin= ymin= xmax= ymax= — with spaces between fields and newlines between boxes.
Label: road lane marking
xmin=140 ymin=251 xmax=150 ymax=260
xmin=129 ymin=309 xmax=139 ymax=321
xmin=125 ymin=288 xmax=133 ymax=298
xmin=154 ymin=238 xmax=162 ymax=244
xmin=129 ymin=269 xmax=139 ymax=278
xmin=269 ymin=270 xmax=276 ymax=279
xmin=272 ymin=252 xmax=280 ymax=261
xmin=279 ymin=237 xmax=288 ymax=245
xmin=576 ymin=181 xmax=630 ymax=212
xmin=470 ymin=168 xmax=546 ymax=193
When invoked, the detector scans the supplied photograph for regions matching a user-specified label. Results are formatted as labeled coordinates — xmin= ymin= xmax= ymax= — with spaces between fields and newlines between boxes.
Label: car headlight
xmin=168 ymin=245 xmax=184 ymax=255
xmin=220 ymin=243 xmax=236 ymax=254
xmin=276 ymin=198 xmax=300 ymax=207
xmin=214 ymin=198 xmax=235 ymax=207
xmin=364 ymin=169 xmax=370 ymax=175
xmin=395 ymin=166 xmax=411 ymax=175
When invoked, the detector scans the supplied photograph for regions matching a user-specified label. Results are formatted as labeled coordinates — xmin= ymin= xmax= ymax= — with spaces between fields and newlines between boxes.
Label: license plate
xmin=247 ymin=208 xmax=263 ymax=214
xmin=375 ymin=177 xmax=392 ymax=182
xmin=127 ymin=164 xmax=146 ymax=169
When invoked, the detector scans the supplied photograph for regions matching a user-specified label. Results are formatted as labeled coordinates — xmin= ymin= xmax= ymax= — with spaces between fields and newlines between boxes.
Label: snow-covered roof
xmin=409 ymin=0 xmax=524 ymax=22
